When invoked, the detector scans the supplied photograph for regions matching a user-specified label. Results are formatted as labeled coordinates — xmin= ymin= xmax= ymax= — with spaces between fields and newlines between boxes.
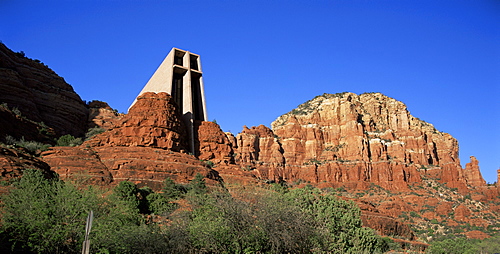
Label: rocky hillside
xmin=227 ymin=92 xmax=500 ymax=242
xmin=0 ymin=42 xmax=498 ymax=247
xmin=233 ymin=92 xmax=493 ymax=191
xmin=0 ymin=42 xmax=88 ymax=138
xmin=41 ymin=92 xmax=220 ymax=188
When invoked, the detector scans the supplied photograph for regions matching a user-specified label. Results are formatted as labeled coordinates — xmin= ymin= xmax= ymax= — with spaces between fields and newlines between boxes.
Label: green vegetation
xmin=4 ymin=135 xmax=50 ymax=154
xmin=289 ymin=92 xmax=349 ymax=116
xmin=56 ymin=134 xmax=83 ymax=147
xmin=0 ymin=171 xmax=392 ymax=253
xmin=427 ymin=235 xmax=500 ymax=254
xmin=85 ymin=127 xmax=105 ymax=140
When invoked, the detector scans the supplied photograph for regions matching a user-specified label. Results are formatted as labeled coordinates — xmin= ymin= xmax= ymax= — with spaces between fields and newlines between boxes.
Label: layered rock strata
xmin=233 ymin=92 xmax=487 ymax=191
xmin=195 ymin=121 xmax=234 ymax=164
xmin=42 ymin=92 xmax=218 ymax=188
xmin=87 ymin=100 xmax=121 ymax=130
xmin=86 ymin=92 xmax=188 ymax=152
xmin=42 ymin=146 xmax=218 ymax=189
xmin=464 ymin=156 xmax=486 ymax=187
xmin=0 ymin=43 xmax=88 ymax=137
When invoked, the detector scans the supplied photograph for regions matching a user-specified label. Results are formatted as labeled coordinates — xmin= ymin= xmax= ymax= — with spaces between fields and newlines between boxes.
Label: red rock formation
xmin=216 ymin=92 xmax=500 ymax=242
xmin=86 ymin=92 xmax=188 ymax=152
xmin=42 ymin=146 xmax=218 ymax=189
xmin=234 ymin=125 xmax=285 ymax=181
xmin=464 ymin=156 xmax=486 ymax=187
xmin=233 ymin=93 xmax=474 ymax=191
xmin=41 ymin=92 xmax=219 ymax=189
xmin=195 ymin=121 xmax=234 ymax=164
xmin=465 ymin=230 xmax=490 ymax=240
xmin=87 ymin=100 xmax=121 ymax=130
xmin=0 ymin=146 xmax=52 ymax=179
xmin=41 ymin=146 xmax=112 ymax=185
xmin=0 ymin=104 xmax=56 ymax=144
xmin=0 ymin=42 xmax=88 ymax=137
xmin=361 ymin=212 xmax=415 ymax=240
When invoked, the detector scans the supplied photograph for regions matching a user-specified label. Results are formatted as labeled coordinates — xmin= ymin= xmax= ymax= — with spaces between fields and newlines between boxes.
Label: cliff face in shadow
xmin=0 ymin=42 xmax=88 ymax=139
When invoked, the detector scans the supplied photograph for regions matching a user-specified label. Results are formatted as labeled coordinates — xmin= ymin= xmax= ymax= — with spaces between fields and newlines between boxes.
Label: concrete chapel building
xmin=130 ymin=48 xmax=208 ymax=154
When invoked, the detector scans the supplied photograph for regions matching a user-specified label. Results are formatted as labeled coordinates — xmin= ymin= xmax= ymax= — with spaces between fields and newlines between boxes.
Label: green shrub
xmin=1 ymin=172 xmax=393 ymax=253
xmin=11 ymin=107 xmax=22 ymax=116
xmin=189 ymin=173 xmax=207 ymax=195
xmin=1 ymin=169 xmax=101 ymax=253
xmin=4 ymin=135 xmax=50 ymax=153
xmin=56 ymin=134 xmax=83 ymax=147
xmin=85 ymin=127 xmax=105 ymax=140
xmin=203 ymin=160 xmax=214 ymax=168
xmin=410 ymin=211 xmax=421 ymax=218
xmin=146 ymin=193 xmax=176 ymax=215
xmin=162 ymin=177 xmax=185 ymax=200
xmin=427 ymin=237 xmax=479 ymax=254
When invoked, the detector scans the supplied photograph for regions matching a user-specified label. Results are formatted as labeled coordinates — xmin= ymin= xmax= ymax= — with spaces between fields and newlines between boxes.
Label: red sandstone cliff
xmin=86 ymin=92 xmax=188 ymax=151
xmin=224 ymin=92 xmax=499 ymax=241
xmin=41 ymin=92 xmax=219 ymax=188
xmin=464 ymin=156 xmax=486 ymax=187
xmin=87 ymin=100 xmax=121 ymax=130
xmin=232 ymin=92 xmax=489 ymax=191
xmin=0 ymin=43 xmax=88 ymax=138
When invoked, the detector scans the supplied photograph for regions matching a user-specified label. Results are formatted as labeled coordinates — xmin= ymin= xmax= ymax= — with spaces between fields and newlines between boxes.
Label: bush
xmin=146 ymin=193 xmax=176 ymax=215
xmin=410 ymin=211 xmax=421 ymax=218
xmin=1 ymin=172 xmax=393 ymax=253
xmin=189 ymin=173 xmax=207 ymax=195
xmin=11 ymin=107 xmax=22 ymax=116
xmin=283 ymin=187 xmax=389 ymax=253
xmin=427 ymin=237 xmax=478 ymax=254
xmin=85 ymin=127 xmax=105 ymax=140
xmin=56 ymin=134 xmax=83 ymax=147
xmin=162 ymin=177 xmax=185 ymax=200
xmin=4 ymin=135 xmax=50 ymax=153
xmin=1 ymin=169 xmax=100 ymax=253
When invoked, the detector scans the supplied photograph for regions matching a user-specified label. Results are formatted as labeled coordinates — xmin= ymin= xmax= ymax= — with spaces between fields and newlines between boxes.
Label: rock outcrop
xmin=0 ymin=104 xmax=55 ymax=143
xmin=41 ymin=92 xmax=218 ymax=189
xmin=464 ymin=156 xmax=486 ymax=187
xmin=195 ymin=121 xmax=234 ymax=164
xmin=233 ymin=92 xmax=482 ymax=191
xmin=0 ymin=42 xmax=88 ymax=137
xmin=42 ymin=146 xmax=218 ymax=189
xmin=0 ymin=146 xmax=52 ymax=180
xmin=86 ymin=92 xmax=188 ymax=152
xmin=221 ymin=92 xmax=499 ymax=242
xmin=87 ymin=100 xmax=121 ymax=130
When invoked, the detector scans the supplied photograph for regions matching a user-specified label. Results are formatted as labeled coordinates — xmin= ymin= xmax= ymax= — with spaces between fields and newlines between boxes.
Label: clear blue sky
xmin=1 ymin=0 xmax=498 ymax=183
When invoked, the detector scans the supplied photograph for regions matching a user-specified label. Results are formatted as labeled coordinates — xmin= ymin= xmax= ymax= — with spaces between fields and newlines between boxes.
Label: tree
xmin=283 ymin=187 xmax=390 ymax=253
xmin=189 ymin=173 xmax=207 ymax=195
xmin=162 ymin=177 xmax=184 ymax=200
xmin=112 ymin=180 xmax=140 ymax=209
xmin=0 ymin=169 xmax=99 ymax=253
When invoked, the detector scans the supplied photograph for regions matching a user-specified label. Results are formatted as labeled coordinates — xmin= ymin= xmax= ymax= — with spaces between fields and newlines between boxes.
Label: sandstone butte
xmin=0 ymin=43 xmax=499 ymax=248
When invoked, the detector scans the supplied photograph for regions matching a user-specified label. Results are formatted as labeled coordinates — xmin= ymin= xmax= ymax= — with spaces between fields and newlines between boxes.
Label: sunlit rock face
xmin=41 ymin=92 xmax=219 ymax=188
xmin=86 ymin=92 xmax=189 ymax=152
xmin=233 ymin=92 xmax=482 ymax=191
